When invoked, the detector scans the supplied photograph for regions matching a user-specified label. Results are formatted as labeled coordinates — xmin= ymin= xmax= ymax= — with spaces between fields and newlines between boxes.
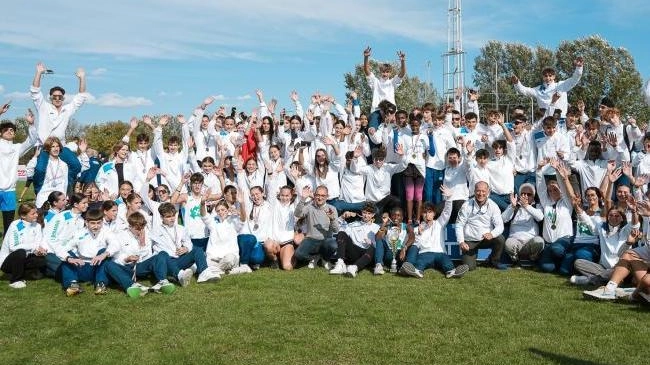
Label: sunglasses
xmin=51 ymin=94 xmax=64 ymax=101
xmin=157 ymin=190 xmax=169 ymax=194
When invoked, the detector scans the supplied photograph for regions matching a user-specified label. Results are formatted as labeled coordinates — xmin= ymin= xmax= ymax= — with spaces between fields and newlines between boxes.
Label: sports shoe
xmin=320 ymin=258 xmax=332 ymax=270
xmin=189 ymin=264 xmax=198 ymax=275
xmin=399 ymin=262 xmax=423 ymax=278
xmin=344 ymin=265 xmax=358 ymax=278
xmin=126 ymin=283 xmax=148 ymax=298
xmin=615 ymin=287 xmax=637 ymax=301
xmin=66 ymin=281 xmax=81 ymax=297
xmin=446 ymin=264 xmax=469 ymax=278
xmin=157 ymin=279 xmax=176 ymax=295
xmin=583 ymin=286 xmax=616 ymax=300
xmin=374 ymin=263 xmax=385 ymax=275
xmin=197 ymin=268 xmax=221 ymax=283
xmin=230 ymin=264 xmax=253 ymax=275
xmin=8 ymin=280 xmax=26 ymax=289
xmin=637 ymin=291 xmax=650 ymax=303
xmin=329 ymin=259 xmax=346 ymax=275
xmin=177 ymin=268 xmax=193 ymax=287
xmin=307 ymin=255 xmax=320 ymax=269
xmin=270 ymin=260 xmax=280 ymax=269
xmin=570 ymin=275 xmax=590 ymax=285
xmin=94 ymin=282 xmax=107 ymax=295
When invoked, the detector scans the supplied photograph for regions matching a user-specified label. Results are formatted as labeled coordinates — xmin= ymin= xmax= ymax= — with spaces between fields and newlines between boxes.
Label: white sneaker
xmin=615 ymin=287 xmax=637 ymax=301
xmin=9 ymin=280 xmax=26 ymax=289
xmin=197 ymin=269 xmax=221 ymax=283
xmin=329 ymin=259 xmax=346 ymax=275
xmin=445 ymin=264 xmax=469 ymax=279
xmin=307 ymin=255 xmax=320 ymax=269
xmin=177 ymin=268 xmax=193 ymax=287
xmin=570 ymin=275 xmax=590 ymax=285
xmin=373 ymin=263 xmax=385 ymax=276
xmin=151 ymin=279 xmax=176 ymax=294
xmin=583 ymin=286 xmax=616 ymax=300
xmin=189 ymin=264 xmax=198 ymax=275
xmin=399 ymin=262 xmax=423 ymax=278
xmin=126 ymin=283 xmax=148 ymax=298
xmin=229 ymin=264 xmax=253 ymax=275
xmin=344 ymin=265 xmax=358 ymax=278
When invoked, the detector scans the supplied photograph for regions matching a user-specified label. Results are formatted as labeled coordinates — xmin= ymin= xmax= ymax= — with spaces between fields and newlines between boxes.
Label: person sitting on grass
xmin=571 ymin=199 xmax=639 ymax=288
xmin=399 ymin=186 xmax=470 ymax=279
xmin=151 ymin=202 xmax=220 ymax=287
xmin=502 ymin=183 xmax=545 ymax=265
xmin=455 ymin=181 xmax=508 ymax=271
xmin=104 ymin=212 xmax=176 ymax=298
xmin=293 ymin=185 xmax=339 ymax=269
xmin=329 ymin=202 xmax=380 ymax=278
xmin=0 ymin=202 xmax=46 ymax=289
xmin=56 ymin=208 xmax=111 ymax=296
xmin=42 ymin=193 xmax=89 ymax=280
xmin=200 ymin=196 xmax=243 ymax=277
xmin=374 ymin=206 xmax=415 ymax=275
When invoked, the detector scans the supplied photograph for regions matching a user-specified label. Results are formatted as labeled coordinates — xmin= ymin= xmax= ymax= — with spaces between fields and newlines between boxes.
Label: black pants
xmin=2 ymin=210 xmax=14 ymax=238
xmin=335 ymin=232 xmax=374 ymax=270
xmin=1 ymin=249 xmax=46 ymax=283
xmin=462 ymin=235 xmax=506 ymax=270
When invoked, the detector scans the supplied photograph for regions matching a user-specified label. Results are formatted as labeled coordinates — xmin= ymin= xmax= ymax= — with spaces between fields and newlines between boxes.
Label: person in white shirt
xmin=329 ymin=202 xmax=380 ymax=278
xmin=0 ymin=112 xmax=37 ymax=236
xmin=511 ymin=57 xmax=584 ymax=117
xmin=510 ymin=114 xmax=537 ymax=194
xmin=502 ymin=184 xmax=545 ymax=264
xmin=30 ymin=62 xmax=88 ymax=196
xmin=35 ymin=136 xmax=88 ymax=208
xmin=57 ymin=209 xmax=111 ymax=296
xmin=425 ymin=113 xmax=457 ymax=204
xmin=151 ymin=202 xmax=219 ymax=285
xmin=363 ymin=46 xmax=406 ymax=129
xmin=42 ymin=193 xmax=89 ymax=279
xmin=402 ymin=116 xmax=429 ymax=224
xmin=95 ymin=141 xmax=143 ymax=199
xmin=0 ymin=203 xmax=46 ymax=289
xmin=455 ymin=181 xmax=507 ymax=271
xmin=536 ymin=161 xmax=576 ymax=274
xmin=351 ymin=145 xmax=407 ymax=217
xmin=264 ymin=186 xmax=298 ymax=270
xmin=200 ymin=198 xmax=243 ymax=276
xmin=121 ymin=117 xmax=157 ymax=188
xmin=104 ymin=212 xmax=176 ymax=298
xmin=442 ymin=147 xmax=470 ymax=224
xmin=534 ymin=117 xmax=570 ymax=176
xmin=152 ymin=114 xmax=190 ymax=192
xmin=399 ymin=187 xmax=470 ymax=278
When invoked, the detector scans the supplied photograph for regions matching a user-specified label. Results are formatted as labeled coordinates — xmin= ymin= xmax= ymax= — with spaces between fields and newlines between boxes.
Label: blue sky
xmin=1 ymin=0 xmax=648 ymax=124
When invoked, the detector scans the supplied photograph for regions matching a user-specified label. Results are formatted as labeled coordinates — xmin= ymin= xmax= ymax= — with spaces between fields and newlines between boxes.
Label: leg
xmin=61 ymin=262 xmax=81 ymax=289
xmin=279 ymin=243 xmax=296 ymax=270
xmin=413 ymin=252 xmax=437 ymax=272
xmin=430 ymin=169 xmax=444 ymax=205
xmin=104 ymin=261 xmax=135 ymax=291
xmin=413 ymin=176 xmax=425 ymax=223
xmin=191 ymin=237 xmax=209 ymax=251
xmin=462 ymin=241 xmax=480 ymax=271
xmin=294 ymin=237 xmax=321 ymax=263
xmin=44 ymin=252 xmax=62 ymax=280
xmin=520 ymin=236 xmax=545 ymax=261
xmin=335 ymin=231 xmax=352 ymax=262
xmin=403 ymin=175 xmax=415 ymax=223
xmin=33 ymin=151 xmax=50 ymax=195
xmin=237 ymin=234 xmax=256 ymax=265
xmin=59 ymin=147 xmax=82 ymax=193
xmin=505 ymin=237 xmax=525 ymax=262
xmin=424 ymin=167 xmax=434 ymax=204
xmin=318 ymin=238 xmax=337 ymax=262
xmin=1 ymin=249 xmax=27 ymax=283
xmin=485 ymin=235 xmax=506 ymax=268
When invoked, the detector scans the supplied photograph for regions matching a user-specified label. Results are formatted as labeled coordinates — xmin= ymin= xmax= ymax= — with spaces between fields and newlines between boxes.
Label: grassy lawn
xmin=0 ymin=267 xmax=648 ymax=365
xmin=3 ymin=182 xmax=649 ymax=365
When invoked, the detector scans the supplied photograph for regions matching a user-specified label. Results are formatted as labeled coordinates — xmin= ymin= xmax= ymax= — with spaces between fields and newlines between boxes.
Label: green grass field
xmin=0 ymin=267 xmax=648 ymax=365
xmin=2 ymin=183 xmax=649 ymax=365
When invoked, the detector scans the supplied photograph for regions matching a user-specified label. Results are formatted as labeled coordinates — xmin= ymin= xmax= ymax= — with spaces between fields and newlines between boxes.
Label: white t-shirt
xmin=367 ymin=73 xmax=402 ymax=111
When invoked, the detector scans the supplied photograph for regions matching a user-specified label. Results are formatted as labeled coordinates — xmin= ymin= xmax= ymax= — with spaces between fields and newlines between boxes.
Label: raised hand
xmin=608 ymin=167 xmax=622 ymax=183
xmin=574 ymin=56 xmax=584 ymax=68
xmin=202 ymin=96 xmax=215 ymax=107
xmin=510 ymin=193 xmax=518 ymax=207
xmin=75 ymin=68 xmax=86 ymax=79
xmin=158 ymin=115 xmax=170 ymax=127
xmin=36 ymin=62 xmax=47 ymax=74
xmin=363 ymin=46 xmax=372 ymax=57
xmin=621 ymin=161 xmax=633 ymax=177
xmin=290 ymin=90 xmax=299 ymax=103
xmin=510 ymin=75 xmax=519 ymax=85
xmin=440 ymin=185 xmax=452 ymax=199
xmin=142 ymin=115 xmax=154 ymax=128
xmin=176 ymin=114 xmax=186 ymax=125
xmin=129 ymin=117 xmax=139 ymax=130
xmin=25 ymin=109 xmax=35 ymax=125
xmin=397 ymin=50 xmax=406 ymax=61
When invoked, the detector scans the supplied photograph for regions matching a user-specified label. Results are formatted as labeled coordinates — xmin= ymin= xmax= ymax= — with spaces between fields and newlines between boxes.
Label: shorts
xmin=0 ymin=190 xmax=17 ymax=211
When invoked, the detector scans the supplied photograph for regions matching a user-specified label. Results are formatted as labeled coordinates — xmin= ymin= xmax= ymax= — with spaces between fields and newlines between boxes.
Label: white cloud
xmin=158 ymin=91 xmax=167 ymax=96
xmin=3 ymin=91 xmax=30 ymax=100
xmin=211 ymin=94 xmax=226 ymax=101
xmin=90 ymin=68 xmax=107 ymax=76
xmin=0 ymin=85 xmax=4 ymax=94
xmin=236 ymin=94 xmax=251 ymax=100
xmin=87 ymin=93 xmax=152 ymax=107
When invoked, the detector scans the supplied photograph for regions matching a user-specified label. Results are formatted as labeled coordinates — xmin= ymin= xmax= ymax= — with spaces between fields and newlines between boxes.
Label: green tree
xmin=473 ymin=36 xmax=649 ymax=120
xmin=344 ymin=60 xmax=439 ymax=115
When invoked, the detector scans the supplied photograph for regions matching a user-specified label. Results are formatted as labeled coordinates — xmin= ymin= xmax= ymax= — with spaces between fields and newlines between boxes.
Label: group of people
xmin=1 ymin=49 xmax=650 ymax=302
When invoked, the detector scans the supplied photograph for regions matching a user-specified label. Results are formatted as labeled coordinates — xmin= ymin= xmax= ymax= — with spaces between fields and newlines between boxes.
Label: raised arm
xmin=363 ymin=47 xmax=372 ymax=77
xmin=76 ymin=68 xmax=86 ymax=93
xmin=32 ymin=62 xmax=46 ymax=89
xmin=397 ymin=50 xmax=406 ymax=79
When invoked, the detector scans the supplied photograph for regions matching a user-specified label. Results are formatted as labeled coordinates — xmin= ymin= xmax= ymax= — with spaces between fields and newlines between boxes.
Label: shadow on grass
xmin=529 ymin=348 xmax=613 ymax=365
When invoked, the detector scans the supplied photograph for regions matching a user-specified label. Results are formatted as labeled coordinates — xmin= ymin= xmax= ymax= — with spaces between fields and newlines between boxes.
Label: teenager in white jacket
xmin=0 ymin=203 xmax=46 ymax=288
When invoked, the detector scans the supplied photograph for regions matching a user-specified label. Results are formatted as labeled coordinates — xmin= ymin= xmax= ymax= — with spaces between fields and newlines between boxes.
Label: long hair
xmin=314 ymin=148 xmax=329 ymax=179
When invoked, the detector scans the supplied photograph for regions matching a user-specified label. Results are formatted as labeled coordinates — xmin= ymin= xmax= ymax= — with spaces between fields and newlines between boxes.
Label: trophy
xmin=387 ymin=227 xmax=400 ymax=273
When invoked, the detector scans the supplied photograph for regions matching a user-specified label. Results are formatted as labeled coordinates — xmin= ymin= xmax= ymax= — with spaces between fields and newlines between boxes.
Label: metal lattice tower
xmin=442 ymin=0 xmax=465 ymax=108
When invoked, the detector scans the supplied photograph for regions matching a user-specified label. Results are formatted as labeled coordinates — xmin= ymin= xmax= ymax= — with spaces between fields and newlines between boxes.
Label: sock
xmin=605 ymin=281 xmax=618 ymax=292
